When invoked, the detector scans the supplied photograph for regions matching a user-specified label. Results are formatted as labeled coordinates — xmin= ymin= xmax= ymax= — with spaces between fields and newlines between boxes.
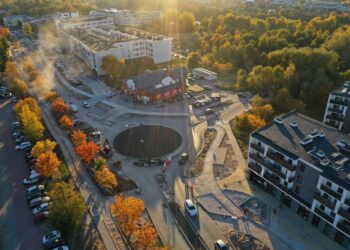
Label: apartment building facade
xmin=90 ymin=9 xmax=162 ymax=26
xmin=55 ymin=15 xmax=115 ymax=30
xmin=323 ymin=81 xmax=350 ymax=132
xmin=248 ymin=111 xmax=350 ymax=249
xmin=59 ymin=27 xmax=172 ymax=75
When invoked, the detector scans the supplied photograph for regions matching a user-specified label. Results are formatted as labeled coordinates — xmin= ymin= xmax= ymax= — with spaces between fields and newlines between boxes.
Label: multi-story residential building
xmin=323 ymin=81 xmax=350 ymax=132
xmin=248 ymin=111 xmax=350 ymax=249
xmin=55 ymin=15 xmax=115 ymax=30
xmin=122 ymin=67 xmax=186 ymax=103
xmin=57 ymin=12 xmax=80 ymax=19
xmin=90 ymin=9 xmax=162 ymax=26
xmin=59 ymin=27 xmax=172 ymax=75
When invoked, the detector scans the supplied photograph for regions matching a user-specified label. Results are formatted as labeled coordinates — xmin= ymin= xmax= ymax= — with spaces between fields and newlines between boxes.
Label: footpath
xmin=41 ymin=103 xmax=128 ymax=250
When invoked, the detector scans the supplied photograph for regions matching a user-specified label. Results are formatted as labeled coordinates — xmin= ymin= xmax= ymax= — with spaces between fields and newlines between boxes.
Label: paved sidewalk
xmin=41 ymin=104 xmax=128 ymax=250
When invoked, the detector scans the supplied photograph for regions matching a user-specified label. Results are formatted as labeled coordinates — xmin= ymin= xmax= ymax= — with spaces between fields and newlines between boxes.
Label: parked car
xmin=29 ymin=196 xmax=50 ymax=208
xmin=43 ymin=238 xmax=65 ymax=250
xmin=27 ymin=185 xmax=45 ymax=196
xmin=42 ymin=230 xmax=62 ymax=245
xmin=167 ymin=98 xmax=176 ymax=104
xmin=34 ymin=211 xmax=49 ymax=223
xmin=106 ymin=91 xmax=116 ymax=98
xmin=27 ymin=191 xmax=48 ymax=202
xmin=52 ymin=246 xmax=69 ymax=250
xmin=26 ymin=159 xmax=37 ymax=166
xmin=178 ymin=153 xmax=189 ymax=165
xmin=83 ymin=101 xmax=90 ymax=108
xmin=69 ymin=104 xmax=78 ymax=113
xmin=15 ymin=142 xmax=32 ymax=150
xmin=214 ymin=240 xmax=229 ymax=250
xmin=184 ymin=199 xmax=198 ymax=217
xmin=23 ymin=174 xmax=42 ymax=185
xmin=11 ymin=121 xmax=20 ymax=127
xmin=204 ymin=108 xmax=215 ymax=115
xmin=33 ymin=202 xmax=52 ymax=215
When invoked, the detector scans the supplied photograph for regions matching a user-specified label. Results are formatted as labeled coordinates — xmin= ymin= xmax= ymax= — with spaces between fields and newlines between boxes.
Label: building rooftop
xmin=61 ymin=27 xmax=171 ymax=52
xmin=252 ymin=111 xmax=350 ymax=188
xmin=126 ymin=67 xmax=187 ymax=94
xmin=330 ymin=81 xmax=350 ymax=98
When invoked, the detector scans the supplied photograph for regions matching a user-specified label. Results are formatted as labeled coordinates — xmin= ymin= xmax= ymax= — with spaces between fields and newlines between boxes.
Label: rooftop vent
xmin=274 ymin=117 xmax=283 ymax=124
xmin=310 ymin=129 xmax=319 ymax=138
xmin=337 ymin=140 xmax=348 ymax=148
xmin=318 ymin=131 xmax=325 ymax=138
xmin=290 ymin=122 xmax=298 ymax=128
xmin=320 ymin=159 xmax=330 ymax=166
xmin=300 ymin=136 xmax=313 ymax=145
xmin=316 ymin=149 xmax=325 ymax=159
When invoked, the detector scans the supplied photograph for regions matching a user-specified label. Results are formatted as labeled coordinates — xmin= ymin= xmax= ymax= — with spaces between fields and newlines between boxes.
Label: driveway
xmin=0 ymin=99 xmax=46 ymax=250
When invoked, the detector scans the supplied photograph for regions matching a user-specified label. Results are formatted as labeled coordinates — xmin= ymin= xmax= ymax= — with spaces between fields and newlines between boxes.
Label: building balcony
xmin=328 ymin=107 xmax=344 ymax=114
xmin=339 ymin=208 xmax=350 ymax=222
xmin=250 ymin=143 xmax=265 ymax=154
xmin=326 ymin=113 xmax=344 ymax=122
xmin=266 ymin=152 xmax=296 ymax=172
xmin=248 ymin=163 xmax=262 ymax=174
xmin=325 ymin=120 xmax=340 ymax=129
xmin=330 ymin=99 xmax=348 ymax=106
xmin=320 ymin=184 xmax=342 ymax=200
xmin=337 ymin=220 xmax=350 ymax=236
xmin=264 ymin=163 xmax=286 ymax=179
xmin=263 ymin=172 xmax=280 ymax=186
xmin=344 ymin=198 xmax=350 ymax=207
xmin=314 ymin=207 xmax=335 ymax=224
xmin=249 ymin=153 xmax=265 ymax=166
xmin=314 ymin=193 xmax=336 ymax=210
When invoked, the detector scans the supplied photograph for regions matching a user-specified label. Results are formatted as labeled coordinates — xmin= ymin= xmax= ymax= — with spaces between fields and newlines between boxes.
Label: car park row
xmin=10 ymin=120 xmax=69 ymax=250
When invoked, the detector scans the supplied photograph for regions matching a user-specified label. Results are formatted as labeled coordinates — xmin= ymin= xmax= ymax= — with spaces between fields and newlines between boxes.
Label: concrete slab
xmin=214 ymin=147 xmax=227 ymax=166
xmin=197 ymin=193 xmax=231 ymax=217
xmin=223 ymin=189 xmax=252 ymax=207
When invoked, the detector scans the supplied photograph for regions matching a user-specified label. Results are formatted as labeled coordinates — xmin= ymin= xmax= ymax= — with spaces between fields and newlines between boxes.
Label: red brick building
xmin=122 ymin=67 xmax=187 ymax=104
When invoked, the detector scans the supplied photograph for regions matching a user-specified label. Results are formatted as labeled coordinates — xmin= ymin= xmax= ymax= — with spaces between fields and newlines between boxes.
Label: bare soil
xmin=213 ymin=135 xmax=237 ymax=180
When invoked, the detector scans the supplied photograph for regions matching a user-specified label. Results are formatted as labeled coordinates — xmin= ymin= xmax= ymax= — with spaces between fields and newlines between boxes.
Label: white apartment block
xmin=59 ymin=27 xmax=172 ymax=75
xmin=90 ymin=9 xmax=162 ymax=26
xmin=57 ymin=12 xmax=80 ymax=19
xmin=55 ymin=15 xmax=115 ymax=30
xmin=248 ymin=111 xmax=350 ymax=249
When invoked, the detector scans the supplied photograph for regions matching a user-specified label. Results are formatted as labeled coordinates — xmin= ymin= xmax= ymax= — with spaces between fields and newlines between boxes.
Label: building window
xmin=326 ymin=181 xmax=332 ymax=188
xmin=295 ymin=185 xmax=300 ymax=194
xmin=311 ymin=215 xmax=320 ymax=227
xmin=337 ymin=187 xmax=344 ymax=194
xmin=297 ymin=175 xmax=303 ymax=184
xmin=299 ymin=163 xmax=305 ymax=172
xmin=320 ymin=205 xmax=325 ymax=210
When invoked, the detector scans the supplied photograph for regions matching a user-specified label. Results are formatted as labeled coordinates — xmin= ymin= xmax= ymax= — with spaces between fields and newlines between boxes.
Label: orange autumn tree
xmin=0 ymin=27 xmax=10 ymax=37
xmin=43 ymin=91 xmax=59 ymax=103
xmin=51 ymin=97 xmax=69 ymax=116
xmin=35 ymin=151 xmax=61 ymax=177
xmin=75 ymin=141 xmax=99 ymax=164
xmin=111 ymin=196 xmax=144 ymax=237
xmin=71 ymin=130 xmax=86 ymax=147
xmin=132 ymin=223 xmax=158 ymax=250
xmin=59 ymin=115 xmax=73 ymax=130
xmin=95 ymin=167 xmax=118 ymax=192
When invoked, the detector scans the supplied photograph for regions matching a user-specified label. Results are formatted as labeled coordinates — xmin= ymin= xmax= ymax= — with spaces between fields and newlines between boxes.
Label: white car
xmin=15 ymin=142 xmax=32 ymax=150
xmin=29 ymin=196 xmax=50 ymax=208
xmin=23 ymin=175 xmax=41 ymax=185
xmin=214 ymin=240 xmax=229 ymax=250
xmin=27 ymin=185 xmax=45 ymax=195
xmin=42 ymin=230 xmax=62 ymax=245
xmin=33 ymin=202 xmax=51 ymax=215
xmin=83 ymin=101 xmax=90 ymax=108
xmin=52 ymin=246 xmax=69 ymax=250
xmin=106 ymin=91 xmax=116 ymax=97
xmin=184 ymin=199 xmax=198 ymax=217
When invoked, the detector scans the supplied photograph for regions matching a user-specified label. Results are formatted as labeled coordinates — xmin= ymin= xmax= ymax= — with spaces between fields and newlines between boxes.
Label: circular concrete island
xmin=114 ymin=125 xmax=182 ymax=159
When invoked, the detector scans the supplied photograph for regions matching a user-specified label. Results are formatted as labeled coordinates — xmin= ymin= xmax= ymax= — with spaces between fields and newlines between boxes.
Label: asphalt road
xmin=0 ymin=99 xmax=46 ymax=250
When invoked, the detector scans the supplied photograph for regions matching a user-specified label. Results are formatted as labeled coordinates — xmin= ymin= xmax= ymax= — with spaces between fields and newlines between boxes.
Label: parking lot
xmin=0 ymin=99 xmax=46 ymax=250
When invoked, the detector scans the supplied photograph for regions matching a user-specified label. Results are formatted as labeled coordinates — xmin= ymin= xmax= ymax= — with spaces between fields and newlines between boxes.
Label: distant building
xmin=55 ymin=15 xmax=115 ymax=30
xmin=57 ymin=12 xmax=80 ymax=19
xmin=248 ymin=111 xmax=350 ymax=248
xmin=60 ymin=27 xmax=172 ymax=75
xmin=122 ymin=67 xmax=187 ymax=103
xmin=90 ymin=9 xmax=162 ymax=26
xmin=192 ymin=68 xmax=217 ymax=81
xmin=323 ymin=82 xmax=350 ymax=133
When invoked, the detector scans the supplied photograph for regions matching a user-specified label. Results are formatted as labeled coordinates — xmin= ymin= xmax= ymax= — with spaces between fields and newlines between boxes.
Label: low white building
xmin=192 ymin=68 xmax=217 ymax=81
xmin=57 ymin=12 xmax=79 ymax=19
xmin=60 ymin=27 xmax=172 ymax=75
xmin=55 ymin=15 xmax=115 ymax=30
xmin=90 ymin=9 xmax=161 ymax=26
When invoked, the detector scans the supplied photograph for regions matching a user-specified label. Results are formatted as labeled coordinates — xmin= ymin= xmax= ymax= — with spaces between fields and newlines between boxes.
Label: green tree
xmin=94 ymin=156 xmax=106 ymax=171
xmin=18 ymin=105 xmax=44 ymax=142
xmin=22 ymin=23 xmax=33 ymax=37
xmin=178 ymin=12 xmax=196 ymax=33
xmin=272 ymin=88 xmax=305 ymax=114
xmin=48 ymin=182 xmax=86 ymax=237
xmin=186 ymin=52 xmax=201 ymax=69
xmin=8 ymin=77 xmax=29 ymax=98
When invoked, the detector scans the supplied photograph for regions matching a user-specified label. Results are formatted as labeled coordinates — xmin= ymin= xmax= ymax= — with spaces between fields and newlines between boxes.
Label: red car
xmin=34 ymin=211 xmax=49 ymax=223
xmin=167 ymin=98 xmax=176 ymax=104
